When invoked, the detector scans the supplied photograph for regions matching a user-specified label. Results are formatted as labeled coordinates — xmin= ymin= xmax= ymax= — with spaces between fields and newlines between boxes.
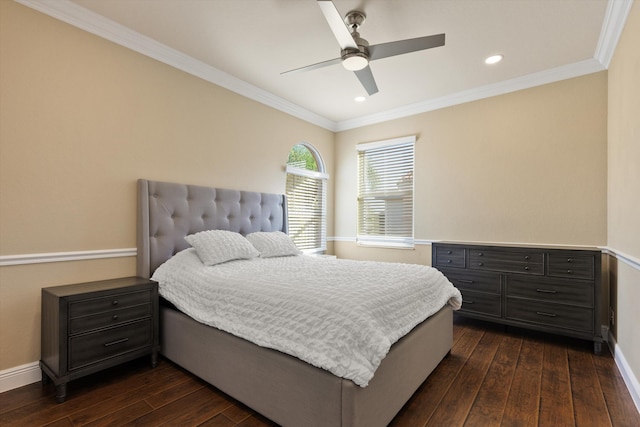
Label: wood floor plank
xmin=82 ymin=401 xmax=155 ymax=427
xmin=593 ymin=348 xmax=640 ymax=427
xmin=68 ymin=362 xmax=191 ymax=425
xmin=426 ymin=329 xmax=503 ymax=426
xmin=124 ymin=386 xmax=230 ymax=426
xmin=197 ymin=413 xmax=237 ymax=427
xmin=464 ymin=333 xmax=523 ymax=427
xmin=568 ymin=346 xmax=613 ymax=427
xmin=539 ymin=339 xmax=575 ymax=427
xmin=501 ymin=335 xmax=544 ymax=427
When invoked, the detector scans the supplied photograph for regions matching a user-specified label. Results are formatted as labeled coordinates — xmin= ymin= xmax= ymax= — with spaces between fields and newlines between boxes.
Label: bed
xmin=136 ymin=179 xmax=460 ymax=427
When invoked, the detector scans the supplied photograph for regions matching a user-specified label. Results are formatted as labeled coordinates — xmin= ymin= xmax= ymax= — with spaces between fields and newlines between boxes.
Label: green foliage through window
xmin=287 ymin=144 xmax=318 ymax=171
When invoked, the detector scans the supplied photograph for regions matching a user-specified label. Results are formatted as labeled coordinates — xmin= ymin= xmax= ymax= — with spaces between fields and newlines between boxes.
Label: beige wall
xmin=0 ymin=1 xmax=334 ymax=369
xmin=334 ymin=72 xmax=608 ymax=262
xmin=607 ymin=1 xmax=640 ymax=398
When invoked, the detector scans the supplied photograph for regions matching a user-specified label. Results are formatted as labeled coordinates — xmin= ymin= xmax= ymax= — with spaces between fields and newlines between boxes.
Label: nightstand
xmin=40 ymin=277 xmax=159 ymax=402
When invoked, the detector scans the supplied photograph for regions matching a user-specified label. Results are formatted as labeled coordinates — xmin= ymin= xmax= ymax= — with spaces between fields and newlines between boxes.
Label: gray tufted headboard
xmin=137 ymin=179 xmax=288 ymax=278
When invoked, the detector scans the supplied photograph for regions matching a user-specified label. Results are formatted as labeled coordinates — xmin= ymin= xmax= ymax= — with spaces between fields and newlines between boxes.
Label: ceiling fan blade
xmin=281 ymin=57 xmax=342 ymax=75
xmin=354 ymin=66 xmax=379 ymax=96
xmin=317 ymin=0 xmax=357 ymax=50
xmin=369 ymin=33 xmax=445 ymax=61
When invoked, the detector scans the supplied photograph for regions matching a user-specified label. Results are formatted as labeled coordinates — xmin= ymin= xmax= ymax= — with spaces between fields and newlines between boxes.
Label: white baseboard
xmin=0 ymin=362 xmax=41 ymax=393
xmin=608 ymin=331 xmax=640 ymax=414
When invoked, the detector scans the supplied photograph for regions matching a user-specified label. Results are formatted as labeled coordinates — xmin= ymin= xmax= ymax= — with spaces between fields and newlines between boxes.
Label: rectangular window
xmin=357 ymin=136 xmax=415 ymax=248
xmin=286 ymin=166 xmax=327 ymax=252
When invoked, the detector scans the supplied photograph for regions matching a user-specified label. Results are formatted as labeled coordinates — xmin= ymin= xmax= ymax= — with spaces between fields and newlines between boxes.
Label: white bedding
xmin=152 ymin=249 xmax=462 ymax=387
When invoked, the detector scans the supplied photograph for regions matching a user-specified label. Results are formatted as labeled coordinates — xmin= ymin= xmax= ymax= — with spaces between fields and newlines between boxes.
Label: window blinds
xmin=286 ymin=167 xmax=327 ymax=252
xmin=357 ymin=136 xmax=415 ymax=247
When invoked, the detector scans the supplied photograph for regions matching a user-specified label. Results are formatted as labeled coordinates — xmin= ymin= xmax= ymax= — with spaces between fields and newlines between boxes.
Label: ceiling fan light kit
xmin=283 ymin=0 xmax=446 ymax=96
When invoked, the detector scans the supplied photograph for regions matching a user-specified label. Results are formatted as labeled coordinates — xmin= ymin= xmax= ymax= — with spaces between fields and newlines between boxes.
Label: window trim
xmin=356 ymin=135 xmax=416 ymax=249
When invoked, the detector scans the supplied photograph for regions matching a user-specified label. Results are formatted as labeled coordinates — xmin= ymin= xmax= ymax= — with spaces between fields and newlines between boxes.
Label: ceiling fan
xmin=282 ymin=0 xmax=445 ymax=96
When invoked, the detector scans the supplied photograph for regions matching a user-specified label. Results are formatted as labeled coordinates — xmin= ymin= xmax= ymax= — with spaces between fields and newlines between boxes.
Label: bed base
xmin=160 ymin=304 xmax=453 ymax=427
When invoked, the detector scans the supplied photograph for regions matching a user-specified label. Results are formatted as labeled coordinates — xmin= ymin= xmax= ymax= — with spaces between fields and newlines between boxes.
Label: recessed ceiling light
xmin=485 ymin=54 xmax=503 ymax=65
xmin=354 ymin=96 xmax=366 ymax=102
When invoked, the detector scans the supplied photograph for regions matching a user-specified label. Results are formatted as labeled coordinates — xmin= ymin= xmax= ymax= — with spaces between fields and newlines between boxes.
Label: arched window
xmin=286 ymin=143 xmax=328 ymax=253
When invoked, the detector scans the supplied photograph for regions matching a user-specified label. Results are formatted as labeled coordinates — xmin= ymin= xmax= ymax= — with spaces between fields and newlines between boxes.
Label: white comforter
xmin=152 ymin=249 xmax=462 ymax=387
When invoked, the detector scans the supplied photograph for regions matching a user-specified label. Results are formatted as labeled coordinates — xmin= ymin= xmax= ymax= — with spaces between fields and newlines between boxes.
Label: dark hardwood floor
xmin=2 ymin=316 xmax=639 ymax=427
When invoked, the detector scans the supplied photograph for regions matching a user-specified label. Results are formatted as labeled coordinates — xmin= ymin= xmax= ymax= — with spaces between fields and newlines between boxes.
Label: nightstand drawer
xmin=69 ymin=319 xmax=153 ymax=370
xmin=548 ymin=253 xmax=595 ymax=280
xmin=70 ymin=303 xmax=152 ymax=334
xmin=506 ymin=276 xmax=593 ymax=307
xmin=439 ymin=268 xmax=500 ymax=294
xmin=505 ymin=299 xmax=593 ymax=333
xmin=459 ymin=291 xmax=501 ymax=317
xmin=69 ymin=290 xmax=152 ymax=318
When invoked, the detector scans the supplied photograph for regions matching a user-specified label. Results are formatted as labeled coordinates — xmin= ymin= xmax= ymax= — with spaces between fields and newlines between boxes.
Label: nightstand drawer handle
xmin=112 ymin=315 xmax=119 ymax=320
xmin=112 ymin=300 xmax=119 ymax=306
xmin=536 ymin=288 xmax=557 ymax=294
xmin=477 ymin=262 xmax=483 ymax=266
xmin=446 ymin=250 xmax=452 ymax=254
xmin=567 ymin=269 xmax=573 ymax=274
xmin=446 ymin=259 xmax=452 ymax=263
xmin=536 ymin=311 xmax=557 ymax=317
xmin=104 ymin=338 xmax=129 ymax=347
xmin=524 ymin=266 xmax=530 ymax=271
xmin=567 ymin=258 xmax=572 ymax=263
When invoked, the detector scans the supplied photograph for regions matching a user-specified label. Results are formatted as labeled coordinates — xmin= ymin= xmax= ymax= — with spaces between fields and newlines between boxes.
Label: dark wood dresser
xmin=432 ymin=242 xmax=603 ymax=353
xmin=40 ymin=277 xmax=159 ymax=402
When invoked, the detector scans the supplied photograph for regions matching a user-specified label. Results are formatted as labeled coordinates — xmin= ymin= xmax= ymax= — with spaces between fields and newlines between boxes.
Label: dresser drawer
xmin=505 ymin=299 xmax=593 ymax=333
xmin=469 ymin=248 xmax=544 ymax=275
xmin=459 ymin=290 xmax=501 ymax=317
xmin=433 ymin=245 xmax=466 ymax=268
xmin=439 ymin=268 xmax=500 ymax=294
xmin=506 ymin=276 xmax=593 ymax=307
xmin=70 ymin=303 xmax=152 ymax=334
xmin=69 ymin=319 xmax=153 ymax=370
xmin=69 ymin=290 xmax=152 ymax=318
xmin=548 ymin=253 xmax=595 ymax=280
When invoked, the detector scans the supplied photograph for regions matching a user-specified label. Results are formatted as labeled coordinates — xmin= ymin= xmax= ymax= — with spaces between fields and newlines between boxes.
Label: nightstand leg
xmin=151 ymin=351 xmax=158 ymax=368
xmin=55 ymin=383 xmax=67 ymax=403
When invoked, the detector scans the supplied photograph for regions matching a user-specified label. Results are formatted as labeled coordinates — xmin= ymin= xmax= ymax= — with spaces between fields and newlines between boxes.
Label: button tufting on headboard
xmin=137 ymin=179 xmax=288 ymax=278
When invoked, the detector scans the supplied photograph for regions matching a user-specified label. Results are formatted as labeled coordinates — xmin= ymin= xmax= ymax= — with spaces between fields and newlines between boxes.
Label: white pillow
xmin=185 ymin=230 xmax=259 ymax=266
xmin=246 ymin=231 xmax=301 ymax=258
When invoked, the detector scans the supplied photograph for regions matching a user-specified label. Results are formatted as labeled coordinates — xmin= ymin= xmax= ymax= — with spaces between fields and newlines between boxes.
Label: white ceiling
xmin=20 ymin=0 xmax=631 ymax=130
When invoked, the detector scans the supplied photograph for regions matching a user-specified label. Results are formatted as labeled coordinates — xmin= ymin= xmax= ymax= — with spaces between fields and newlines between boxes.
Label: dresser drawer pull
xmin=477 ymin=252 xmax=483 ymax=257
xmin=536 ymin=288 xmax=557 ymax=294
xmin=104 ymin=338 xmax=129 ymax=347
xmin=524 ymin=266 xmax=530 ymax=271
xmin=567 ymin=269 xmax=573 ymax=274
xmin=536 ymin=311 xmax=557 ymax=318
xmin=446 ymin=259 xmax=452 ymax=263
xmin=112 ymin=300 xmax=119 ymax=306
xmin=459 ymin=279 xmax=474 ymax=284
xmin=567 ymin=258 xmax=572 ymax=263
xmin=112 ymin=315 xmax=119 ymax=320
xmin=446 ymin=250 xmax=452 ymax=254
xmin=524 ymin=255 xmax=530 ymax=260
xmin=478 ymin=262 xmax=483 ymax=266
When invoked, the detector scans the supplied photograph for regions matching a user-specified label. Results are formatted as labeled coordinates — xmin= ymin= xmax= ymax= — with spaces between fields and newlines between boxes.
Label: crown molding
xmin=335 ymin=58 xmax=605 ymax=131
xmin=15 ymin=0 xmax=630 ymax=133
xmin=595 ymin=0 xmax=635 ymax=68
